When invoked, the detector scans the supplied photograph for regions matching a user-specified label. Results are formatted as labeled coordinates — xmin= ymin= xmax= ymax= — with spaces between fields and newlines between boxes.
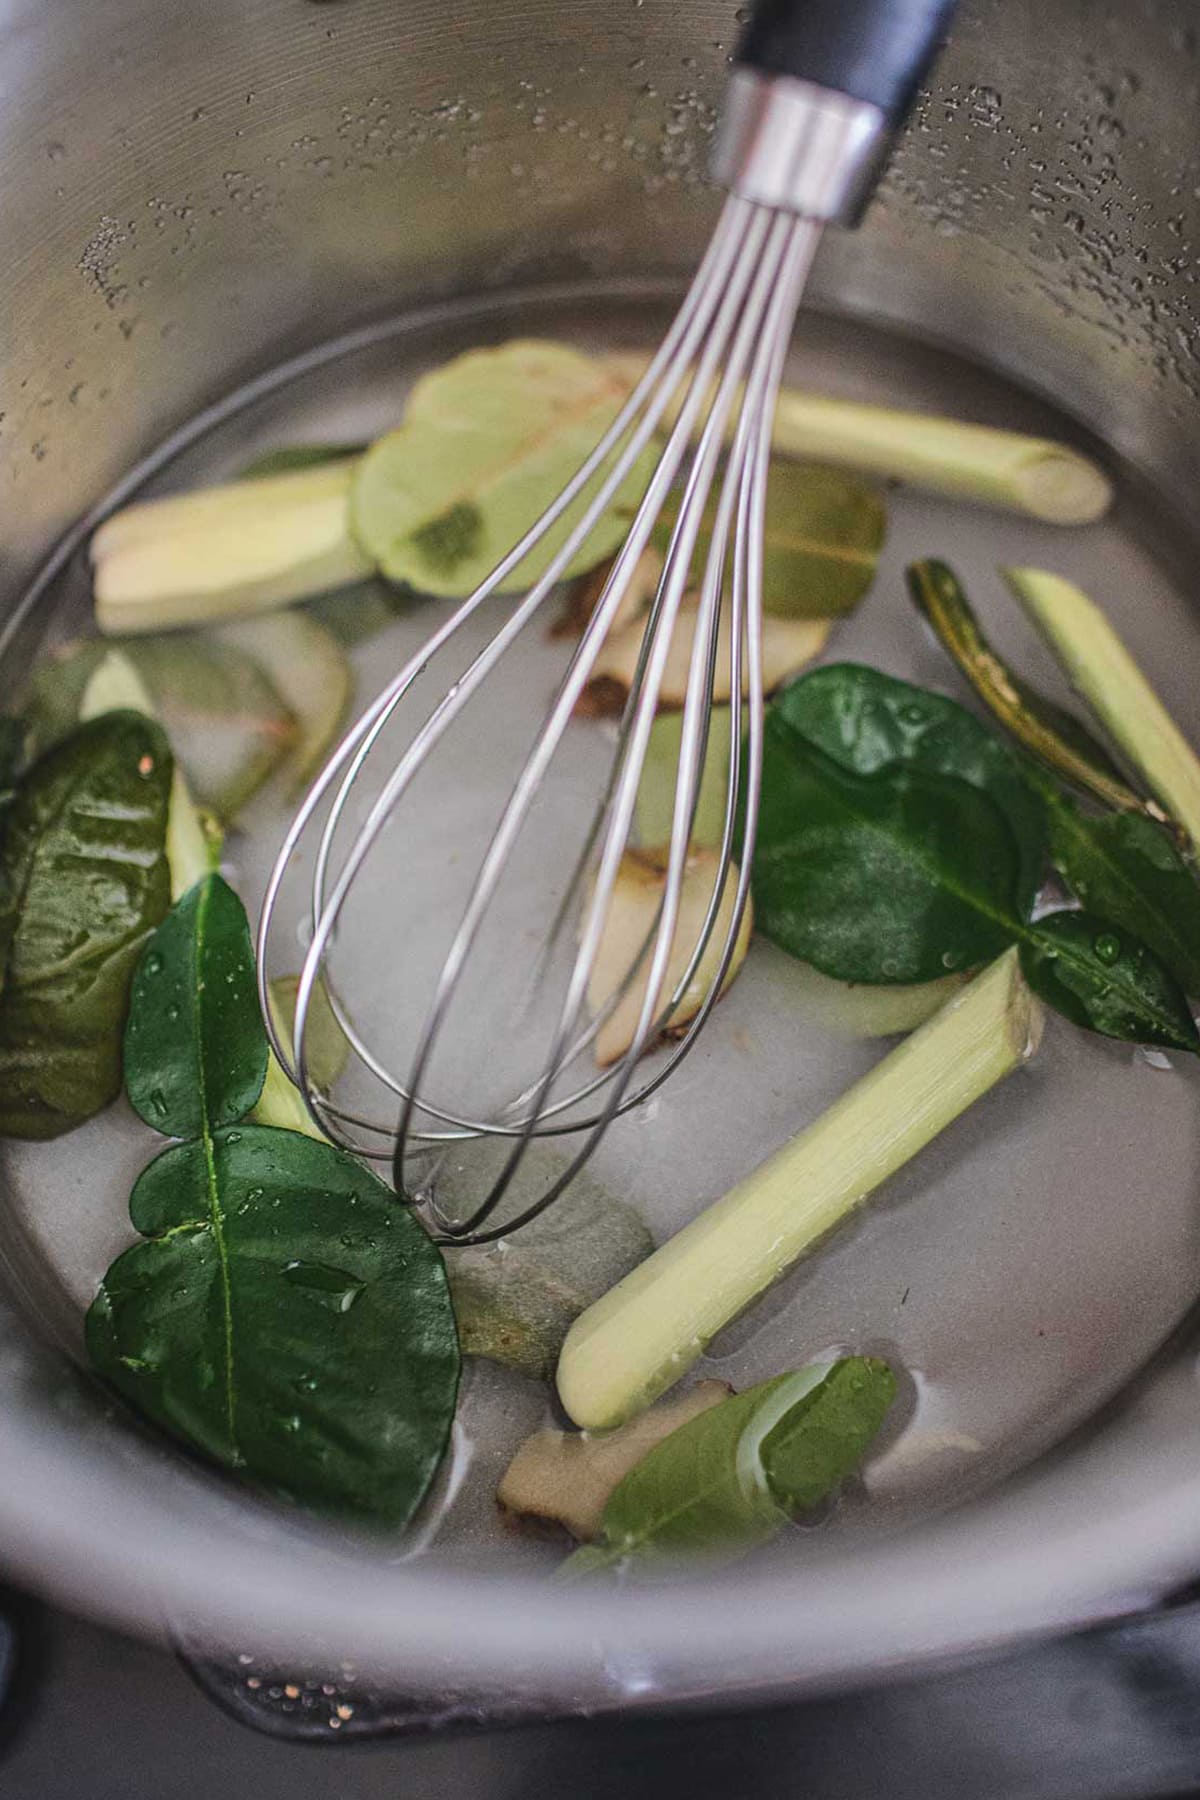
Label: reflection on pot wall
xmin=1 ymin=0 xmax=1198 ymax=596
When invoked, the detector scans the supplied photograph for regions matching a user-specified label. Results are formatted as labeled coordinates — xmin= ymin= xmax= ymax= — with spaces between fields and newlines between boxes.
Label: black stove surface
xmin=4 ymin=1587 xmax=1200 ymax=1799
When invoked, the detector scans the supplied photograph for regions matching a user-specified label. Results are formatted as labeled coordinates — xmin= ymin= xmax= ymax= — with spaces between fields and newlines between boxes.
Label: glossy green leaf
xmin=351 ymin=340 xmax=659 ymax=597
xmin=1020 ymin=911 xmax=1199 ymax=1053
xmin=907 ymin=558 xmax=1155 ymax=821
xmin=238 ymin=444 xmax=365 ymax=480
xmin=1043 ymin=793 xmax=1200 ymax=996
xmin=560 ymin=1357 xmax=895 ymax=1577
xmin=91 ymin=873 xmax=460 ymax=1527
xmin=124 ymin=874 xmax=268 ymax=1138
xmin=753 ymin=722 xmax=1021 ymax=983
xmin=654 ymin=461 xmax=886 ymax=619
xmin=87 ymin=1124 xmax=460 ymax=1529
xmin=775 ymin=663 xmax=1046 ymax=915
xmin=754 ymin=701 xmax=1195 ymax=1047
xmin=0 ymin=714 xmax=172 ymax=1138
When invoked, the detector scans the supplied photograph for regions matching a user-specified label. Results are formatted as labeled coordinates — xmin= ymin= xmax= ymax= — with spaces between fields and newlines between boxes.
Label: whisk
xmin=258 ymin=0 xmax=959 ymax=1244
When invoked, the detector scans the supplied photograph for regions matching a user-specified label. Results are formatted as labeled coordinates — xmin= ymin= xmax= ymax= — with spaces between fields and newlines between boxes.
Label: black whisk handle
xmin=713 ymin=0 xmax=958 ymax=221
xmin=736 ymin=0 xmax=959 ymax=130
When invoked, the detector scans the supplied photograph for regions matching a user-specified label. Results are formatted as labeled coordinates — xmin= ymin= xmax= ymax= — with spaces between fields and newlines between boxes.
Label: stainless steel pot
xmin=2 ymin=0 xmax=1200 ymax=1714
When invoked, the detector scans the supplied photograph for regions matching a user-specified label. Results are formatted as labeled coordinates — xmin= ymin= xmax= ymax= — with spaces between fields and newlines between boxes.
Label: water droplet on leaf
xmin=283 ymin=1260 xmax=365 ymax=1313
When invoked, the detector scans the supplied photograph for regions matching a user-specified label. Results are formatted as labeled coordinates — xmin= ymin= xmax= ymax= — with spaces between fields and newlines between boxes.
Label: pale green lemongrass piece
xmin=79 ymin=652 xmax=216 ymax=899
xmin=250 ymin=980 xmax=336 ymax=1143
xmin=557 ymin=948 xmax=1041 ymax=1429
xmin=92 ymin=463 xmax=373 ymax=635
xmin=605 ymin=353 xmax=1112 ymax=525
xmin=91 ymin=460 xmax=363 ymax=555
xmin=253 ymin=1052 xmax=324 ymax=1141
xmin=1005 ymin=566 xmax=1200 ymax=850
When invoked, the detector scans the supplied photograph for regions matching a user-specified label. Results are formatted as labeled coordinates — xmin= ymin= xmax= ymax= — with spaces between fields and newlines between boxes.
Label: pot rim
xmin=0 ymin=1382 xmax=1195 ymax=1701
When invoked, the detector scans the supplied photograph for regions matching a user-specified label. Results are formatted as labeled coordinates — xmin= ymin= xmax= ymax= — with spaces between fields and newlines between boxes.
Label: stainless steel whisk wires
xmin=258 ymin=198 xmax=819 ymax=1240
xmin=258 ymin=0 xmax=960 ymax=1244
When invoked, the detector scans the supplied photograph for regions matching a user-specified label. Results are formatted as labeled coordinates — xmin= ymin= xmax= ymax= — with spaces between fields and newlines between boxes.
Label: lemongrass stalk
xmin=251 ymin=1015 xmax=325 ymax=1141
xmin=557 ymin=948 xmax=1041 ymax=1430
xmin=91 ymin=462 xmax=373 ymax=635
xmin=79 ymin=652 xmax=215 ymax=899
xmin=91 ymin=461 xmax=363 ymax=556
xmin=1005 ymin=566 xmax=1200 ymax=850
xmin=605 ymin=353 xmax=1112 ymax=526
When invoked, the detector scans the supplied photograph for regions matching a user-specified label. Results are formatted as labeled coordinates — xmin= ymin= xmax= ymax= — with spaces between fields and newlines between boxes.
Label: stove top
xmin=4 ymin=1586 xmax=1200 ymax=1798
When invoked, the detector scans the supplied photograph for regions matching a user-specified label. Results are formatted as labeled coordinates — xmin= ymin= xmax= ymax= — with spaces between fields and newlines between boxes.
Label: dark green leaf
xmin=774 ymin=663 xmax=1046 ymax=915
xmin=654 ymin=462 xmax=885 ymax=619
xmin=124 ymin=874 xmax=268 ymax=1138
xmin=753 ymin=721 xmax=1020 ymax=983
xmin=1020 ymin=912 xmax=1199 ymax=1053
xmin=0 ymin=714 xmax=172 ymax=1138
xmin=87 ymin=1123 xmax=460 ymax=1529
xmin=560 ymin=1357 xmax=895 ymax=1578
xmin=0 ymin=717 xmax=21 ymax=827
xmin=94 ymin=875 xmax=460 ymax=1526
xmin=756 ymin=662 xmax=1197 ymax=1050
xmin=1044 ymin=798 xmax=1200 ymax=995
xmin=238 ymin=444 xmax=365 ymax=480
xmin=907 ymin=559 xmax=1163 ymax=824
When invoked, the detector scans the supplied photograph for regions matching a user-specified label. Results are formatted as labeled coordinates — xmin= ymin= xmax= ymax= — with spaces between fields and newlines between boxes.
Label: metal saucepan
xmin=1 ymin=0 xmax=1199 ymax=1714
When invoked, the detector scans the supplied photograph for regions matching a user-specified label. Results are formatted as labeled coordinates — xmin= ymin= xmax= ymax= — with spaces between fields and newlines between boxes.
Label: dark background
xmin=6 ymin=1589 xmax=1200 ymax=1797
